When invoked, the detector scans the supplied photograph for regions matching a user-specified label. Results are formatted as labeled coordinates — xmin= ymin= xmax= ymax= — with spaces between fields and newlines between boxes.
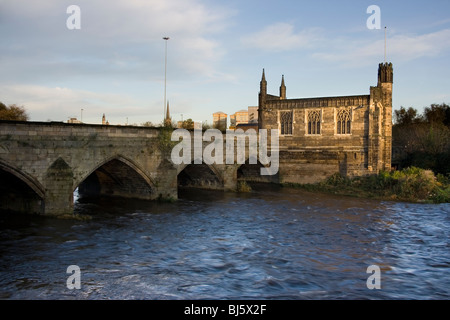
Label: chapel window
xmin=307 ymin=110 xmax=321 ymax=135
xmin=280 ymin=111 xmax=293 ymax=135
xmin=337 ymin=109 xmax=351 ymax=135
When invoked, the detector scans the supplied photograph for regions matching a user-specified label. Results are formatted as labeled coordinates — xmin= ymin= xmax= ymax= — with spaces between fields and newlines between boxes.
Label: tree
xmin=394 ymin=106 xmax=420 ymax=126
xmin=393 ymin=103 xmax=450 ymax=175
xmin=181 ymin=118 xmax=194 ymax=130
xmin=0 ymin=102 xmax=29 ymax=121
xmin=202 ymin=120 xmax=212 ymax=131
xmin=423 ymin=103 xmax=450 ymax=126
xmin=141 ymin=121 xmax=155 ymax=127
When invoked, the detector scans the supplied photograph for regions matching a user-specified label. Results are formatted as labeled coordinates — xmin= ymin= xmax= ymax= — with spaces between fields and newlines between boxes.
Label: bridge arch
xmin=237 ymin=157 xmax=279 ymax=184
xmin=177 ymin=161 xmax=224 ymax=190
xmin=75 ymin=155 xmax=156 ymax=200
xmin=0 ymin=160 xmax=45 ymax=214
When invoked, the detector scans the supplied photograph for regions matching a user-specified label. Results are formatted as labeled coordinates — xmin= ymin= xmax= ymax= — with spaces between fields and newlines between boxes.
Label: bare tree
xmin=0 ymin=102 xmax=29 ymax=121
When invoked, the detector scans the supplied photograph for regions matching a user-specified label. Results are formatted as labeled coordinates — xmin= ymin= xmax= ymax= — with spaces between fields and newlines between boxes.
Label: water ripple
xmin=0 ymin=186 xmax=449 ymax=299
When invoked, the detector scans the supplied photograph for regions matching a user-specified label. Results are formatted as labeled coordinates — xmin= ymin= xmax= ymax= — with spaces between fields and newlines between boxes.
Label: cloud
xmin=240 ymin=21 xmax=450 ymax=67
xmin=0 ymin=0 xmax=237 ymax=123
xmin=240 ymin=23 xmax=324 ymax=52
xmin=0 ymin=0 xmax=234 ymax=82
xmin=313 ymin=29 xmax=450 ymax=66
xmin=0 ymin=84 xmax=151 ymax=123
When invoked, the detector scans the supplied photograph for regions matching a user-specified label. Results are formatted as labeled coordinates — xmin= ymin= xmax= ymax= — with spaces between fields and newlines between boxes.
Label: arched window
xmin=280 ymin=111 xmax=293 ymax=135
xmin=337 ymin=109 xmax=351 ymax=134
xmin=308 ymin=110 xmax=321 ymax=135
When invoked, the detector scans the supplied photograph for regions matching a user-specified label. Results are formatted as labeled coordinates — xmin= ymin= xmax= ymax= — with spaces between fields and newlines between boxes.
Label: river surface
xmin=0 ymin=184 xmax=449 ymax=300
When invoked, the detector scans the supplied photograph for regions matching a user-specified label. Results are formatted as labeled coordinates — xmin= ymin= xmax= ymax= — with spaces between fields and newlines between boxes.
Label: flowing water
xmin=0 ymin=184 xmax=449 ymax=300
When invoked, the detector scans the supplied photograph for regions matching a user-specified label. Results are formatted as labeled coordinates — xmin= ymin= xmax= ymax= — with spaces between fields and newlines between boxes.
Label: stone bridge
xmin=0 ymin=121 xmax=276 ymax=216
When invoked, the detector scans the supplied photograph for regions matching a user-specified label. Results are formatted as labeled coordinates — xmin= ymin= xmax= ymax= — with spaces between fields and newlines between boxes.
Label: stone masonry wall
xmin=0 ymin=121 xmax=178 ymax=215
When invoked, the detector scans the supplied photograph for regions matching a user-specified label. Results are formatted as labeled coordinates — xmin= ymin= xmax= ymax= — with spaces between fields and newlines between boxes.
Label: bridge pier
xmin=44 ymin=157 xmax=75 ymax=216
xmin=222 ymin=164 xmax=238 ymax=191
xmin=44 ymin=188 xmax=74 ymax=216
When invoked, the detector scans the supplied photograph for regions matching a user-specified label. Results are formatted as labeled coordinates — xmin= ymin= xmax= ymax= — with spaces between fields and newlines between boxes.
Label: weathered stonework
xmin=0 ymin=122 xmax=179 ymax=215
xmin=258 ymin=63 xmax=393 ymax=184
xmin=0 ymin=123 xmax=264 ymax=216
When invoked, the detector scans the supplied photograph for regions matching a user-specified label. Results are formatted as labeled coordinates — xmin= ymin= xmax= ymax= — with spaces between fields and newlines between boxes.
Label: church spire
xmin=258 ymin=69 xmax=267 ymax=130
xmin=280 ymin=74 xmax=286 ymax=99
xmin=260 ymin=68 xmax=267 ymax=97
xmin=164 ymin=101 xmax=172 ymax=127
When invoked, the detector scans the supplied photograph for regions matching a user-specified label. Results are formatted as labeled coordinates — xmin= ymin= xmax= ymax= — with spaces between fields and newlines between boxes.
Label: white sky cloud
xmin=0 ymin=0 xmax=233 ymax=82
xmin=0 ymin=0 xmax=237 ymax=123
xmin=0 ymin=84 xmax=150 ymax=124
xmin=313 ymin=29 xmax=450 ymax=66
xmin=240 ymin=23 xmax=324 ymax=52
xmin=1 ymin=0 xmax=449 ymax=123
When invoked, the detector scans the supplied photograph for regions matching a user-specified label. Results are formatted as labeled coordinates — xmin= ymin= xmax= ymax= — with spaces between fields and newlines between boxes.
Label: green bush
xmin=237 ymin=181 xmax=252 ymax=193
xmin=323 ymin=172 xmax=350 ymax=186
xmin=318 ymin=167 xmax=448 ymax=203
xmin=430 ymin=185 xmax=450 ymax=203
xmin=157 ymin=126 xmax=177 ymax=155
xmin=285 ymin=166 xmax=449 ymax=203
xmin=393 ymin=168 xmax=436 ymax=200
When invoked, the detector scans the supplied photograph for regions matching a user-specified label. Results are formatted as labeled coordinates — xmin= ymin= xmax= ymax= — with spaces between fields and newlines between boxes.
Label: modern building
xmin=229 ymin=109 xmax=249 ymax=129
xmin=234 ymin=109 xmax=249 ymax=126
xmin=229 ymin=114 xmax=236 ymax=129
xmin=212 ymin=111 xmax=227 ymax=131
xmin=67 ymin=117 xmax=82 ymax=124
xmin=236 ymin=122 xmax=258 ymax=132
xmin=248 ymin=106 xmax=258 ymax=124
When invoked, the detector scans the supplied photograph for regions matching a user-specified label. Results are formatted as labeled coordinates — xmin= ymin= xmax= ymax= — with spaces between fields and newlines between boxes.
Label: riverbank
xmin=284 ymin=167 xmax=450 ymax=204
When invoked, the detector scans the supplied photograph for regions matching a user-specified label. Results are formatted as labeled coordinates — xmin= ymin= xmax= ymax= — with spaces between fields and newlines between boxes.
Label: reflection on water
xmin=0 ymin=184 xmax=449 ymax=299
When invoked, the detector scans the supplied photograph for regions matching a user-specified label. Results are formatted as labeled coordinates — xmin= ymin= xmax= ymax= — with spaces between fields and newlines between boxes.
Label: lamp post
xmin=163 ymin=37 xmax=170 ymax=124
xmin=81 ymin=108 xmax=83 ymax=123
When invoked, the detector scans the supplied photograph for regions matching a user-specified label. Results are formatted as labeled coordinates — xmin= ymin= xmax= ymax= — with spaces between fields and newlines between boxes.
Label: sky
xmin=1 ymin=0 xmax=450 ymax=126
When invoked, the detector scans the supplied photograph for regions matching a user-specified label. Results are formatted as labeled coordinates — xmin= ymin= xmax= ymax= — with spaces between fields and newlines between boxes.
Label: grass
xmin=285 ymin=167 xmax=450 ymax=203
xmin=237 ymin=180 xmax=252 ymax=193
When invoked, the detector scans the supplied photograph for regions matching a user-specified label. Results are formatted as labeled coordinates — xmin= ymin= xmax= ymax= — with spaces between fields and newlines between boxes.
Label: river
xmin=0 ymin=184 xmax=449 ymax=300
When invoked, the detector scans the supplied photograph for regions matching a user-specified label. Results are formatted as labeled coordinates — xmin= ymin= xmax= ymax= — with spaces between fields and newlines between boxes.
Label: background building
xmin=229 ymin=114 xmax=236 ymax=129
xmin=67 ymin=117 xmax=82 ymax=124
xmin=229 ymin=107 xmax=258 ymax=130
xmin=229 ymin=109 xmax=248 ymax=129
xmin=234 ymin=109 xmax=249 ymax=126
xmin=213 ymin=111 xmax=227 ymax=131
xmin=248 ymin=106 xmax=258 ymax=124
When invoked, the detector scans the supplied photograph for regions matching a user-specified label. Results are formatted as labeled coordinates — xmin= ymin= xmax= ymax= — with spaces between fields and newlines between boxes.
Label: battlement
xmin=378 ymin=62 xmax=393 ymax=84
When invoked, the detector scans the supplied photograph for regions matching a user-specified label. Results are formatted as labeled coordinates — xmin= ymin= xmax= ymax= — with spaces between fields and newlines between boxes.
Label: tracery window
xmin=337 ymin=109 xmax=351 ymax=134
xmin=280 ymin=111 xmax=293 ymax=135
xmin=307 ymin=110 xmax=321 ymax=135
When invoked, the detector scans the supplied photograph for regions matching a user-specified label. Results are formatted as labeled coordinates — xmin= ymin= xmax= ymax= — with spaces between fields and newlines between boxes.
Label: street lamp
xmin=163 ymin=37 xmax=170 ymax=123
xmin=81 ymin=108 xmax=83 ymax=123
